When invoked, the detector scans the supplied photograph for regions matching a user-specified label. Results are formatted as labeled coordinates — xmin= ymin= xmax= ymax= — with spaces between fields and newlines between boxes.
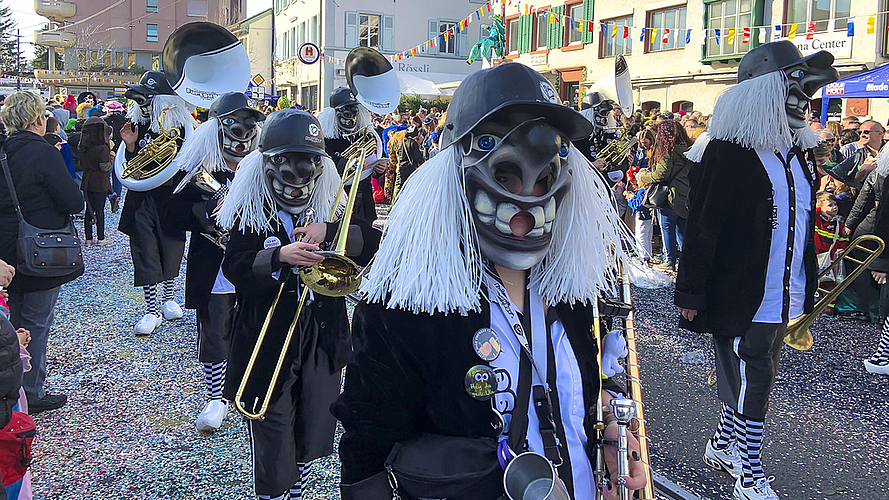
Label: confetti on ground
xmin=27 ymin=206 xmax=889 ymax=499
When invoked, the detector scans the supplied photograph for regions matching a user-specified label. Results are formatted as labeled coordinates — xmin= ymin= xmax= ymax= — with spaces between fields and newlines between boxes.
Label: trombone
xmin=232 ymin=126 xmax=379 ymax=420
xmin=784 ymin=234 xmax=884 ymax=350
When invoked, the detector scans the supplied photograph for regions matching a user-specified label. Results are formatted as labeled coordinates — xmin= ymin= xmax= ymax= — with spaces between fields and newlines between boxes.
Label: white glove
xmin=601 ymin=330 xmax=628 ymax=378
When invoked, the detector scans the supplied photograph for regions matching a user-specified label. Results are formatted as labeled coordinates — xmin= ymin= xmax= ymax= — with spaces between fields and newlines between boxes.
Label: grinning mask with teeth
xmin=336 ymin=104 xmax=361 ymax=134
xmin=263 ymin=152 xmax=325 ymax=214
xmin=463 ymin=113 xmax=572 ymax=270
xmin=127 ymin=91 xmax=153 ymax=124
xmin=782 ymin=62 xmax=838 ymax=130
xmin=220 ymin=110 xmax=261 ymax=163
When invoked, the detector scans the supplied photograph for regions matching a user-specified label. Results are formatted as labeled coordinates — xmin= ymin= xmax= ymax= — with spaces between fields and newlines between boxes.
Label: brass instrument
xmin=173 ymin=164 xmax=229 ymax=249
xmin=298 ymin=126 xmax=378 ymax=298
xmin=233 ymin=209 xmax=317 ymax=420
xmin=784 ymin=234 xmax=885 ymax=350
xmin=119 ymin=109 xmax=182 ymax=192
xmin=596 ymin=129 xmax=638 ymax=169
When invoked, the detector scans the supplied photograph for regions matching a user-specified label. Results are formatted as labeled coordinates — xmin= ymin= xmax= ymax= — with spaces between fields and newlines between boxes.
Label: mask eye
xmin=558 ymin=142 xmax=570 ymax=158
xmin=789 ymin=69 xmax=804 ymax=79
xmin=222 ymin=118 xmax=235 ymax=126
xmin=271 ymin=155 xmax=286 ymax=165
xmin=475 ymin=135 xmax=498 ymax=151
xmin=312 ymin=155 xmax=322 ymax=164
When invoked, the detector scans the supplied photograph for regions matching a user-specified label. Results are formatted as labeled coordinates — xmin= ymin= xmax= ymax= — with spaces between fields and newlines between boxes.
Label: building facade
xmin=503 ymin=0 xmax=888 ymax=120
xmin=34 ymin=0 xmax=246 ymax=97
xmin=273 ymin=0 xmax=489 ymax=111
xmin=230 ymin=8 xmax=274 ymax=100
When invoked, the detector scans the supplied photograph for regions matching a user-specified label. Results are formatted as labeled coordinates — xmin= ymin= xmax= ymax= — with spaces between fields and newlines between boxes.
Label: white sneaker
xmin=704 ymin=439 xmax=742 ymax=478
xmin=733 ymin=476 xmax=780 ymax=500
xmin=196 ymin=400 xmax=228 ymax=434
xmin=864 ymin=359 xmax=889 ymax=375
xmin=162 ymin=300 xmax=183 ymax=320
xmin=134 ymin=313 xmax=162 ymax=336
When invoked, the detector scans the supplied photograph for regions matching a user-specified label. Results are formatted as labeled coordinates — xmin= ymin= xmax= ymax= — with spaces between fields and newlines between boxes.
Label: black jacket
xmin=332 ymin=299 xmax=605 ymax=487
xmin=675 ymin=140 xmax=817 ymax=337
xmin=0 ymin=132 xmax=84 ymax=292
xmin=845 ymin=166 xmax=888 ymax=238
xmin=221 ymin=215 xmax=380 ymax=403
xmin=868 ymin=173 xmax=889 ymax=273
xmin=0 ymin=317 xmax=21 ymax=430
xmin=326 ymin=137 xmax=377 ymax=226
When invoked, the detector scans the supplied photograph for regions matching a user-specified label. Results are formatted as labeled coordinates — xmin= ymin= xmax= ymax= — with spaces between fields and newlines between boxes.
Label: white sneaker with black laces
xmin=704 ymin=439 xmax=742 ymax=478
xmin=733 ymin=476 xmax=780 ymax=500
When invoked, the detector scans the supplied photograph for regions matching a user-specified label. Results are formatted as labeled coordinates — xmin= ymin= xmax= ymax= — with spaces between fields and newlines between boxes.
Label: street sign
xmin=252 ymin=74 xmax=265 ymax=86
xmin=298 ymin=42 xmax=321 ymax=65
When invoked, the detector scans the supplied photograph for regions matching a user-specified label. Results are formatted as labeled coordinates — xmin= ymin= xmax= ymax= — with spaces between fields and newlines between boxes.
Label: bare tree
xmin=70 ymin=23 xmax=120 ymax=72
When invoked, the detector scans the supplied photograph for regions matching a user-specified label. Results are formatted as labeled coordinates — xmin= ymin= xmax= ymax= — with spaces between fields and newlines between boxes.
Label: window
xmin=103 ymin=51 xmax=112 ymax=67
xmin=187 ymin=0 xmax=208 ymax=17
xmin=787 ymin=0 xmax=851 ymax=32
xmin=600 ymin=16 xmax=633 ymax=58
xmin=301 ymin=84 xmax=318 ymax=112
xmin=115 ymin=52 xmax=124 ymax=68
xmin=283 ymin=30 xmax=289 ymax=58
xmin=300 ymin=22 xmax=306 ymax=47
xmin=439 ymin=21 xmax=457 ymax=54
xmin=147 ymin=0 xmax=158 ymax=13
xmin=151 ymin=54 xmax=160 ymax=70
xmin=359 ymin=14 xmax=381 ymax=48
xmin=648 ymin=5 xmax=687 ymax=52
xmin=705 ymin=0 xmax=751 ymax=58
xmin=147 ymin=24 xmax=158 ymax=42
xmin=77 ymin=49 xmax=87 ymax=67
xmin=535 ymin=12 xmax=547 ymax=49
xmin=90 ymin=50 xmax=99 ymax=66
xmin=567 ymin=4 xmax=583 ymax=44
xmin=311 ymin=15 xmax=318 ymax=44
xmin=508 ymin=18 xmax=520 ymax=53
xmin=127 ymin=52 xmax=135 ymax=68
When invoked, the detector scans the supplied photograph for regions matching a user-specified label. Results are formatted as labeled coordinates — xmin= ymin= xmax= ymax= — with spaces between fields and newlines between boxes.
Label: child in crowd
xmin=625 ymin=169 xmax=653 ymax=262
xmin=814 ymin=192 xmax=850 ymax=314
xmin=0 ymin=282 xmax=33 ymax=500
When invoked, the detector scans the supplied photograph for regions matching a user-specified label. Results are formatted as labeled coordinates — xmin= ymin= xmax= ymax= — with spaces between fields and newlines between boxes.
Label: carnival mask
xmin=219 ymin=109 xmax=261 ymax=163
xmin=463 ymin=114 xmax=572 ymax=270
xmin=783 ymin=61 xmax=838 ymax=130
xmin=263 ymin=151 xmax=324 ymax=214
xmin=336 ymin=104 xmax=361 ymax=134
xmin=128 ymin=91 xmax=153 ymax=123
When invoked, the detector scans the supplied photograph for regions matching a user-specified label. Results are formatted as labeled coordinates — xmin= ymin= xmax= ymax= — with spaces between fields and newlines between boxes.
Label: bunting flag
xmin=714 ymin=28 xmax=721 ymax=45
xmin=788 ymin=23 xmax=797 ymax=38
xmin=524 ymin=4 xmax=530 ymax=15
xmin=847 ymin=18 xmax=855 ymax=37
xmin=742 ymin=27 xmax=750 ymax=43
xmin=612 ymin=25 xmax=618 ymax=38
xmin=640 ymin=27 xmax=646 ymax=42
xmin=727 ymin=28 xmax=735 ymax=44
xmin=662 ymin=28 xmax=670 ymax=44
xmin=867 ymin=15 xmax=876 ymax=34
xmin=806 ymin=21 xmax=816 ymax=39
xmin=650 ymin=28 xmax=658 ymax=44
xmin=549 ymin=12 xmax=555 ymax=24
xmin=588 ymin=21 xmax=594 ymax=32
xmin=758 ymin=27 xmax=766 ymax=43
xmin=624 ymin=26 xmax=630 ymax=39
xmin=774 ymin=25 xmax=782 ymax=40
xmin=685 ymin=28 xmax=692 ymax=44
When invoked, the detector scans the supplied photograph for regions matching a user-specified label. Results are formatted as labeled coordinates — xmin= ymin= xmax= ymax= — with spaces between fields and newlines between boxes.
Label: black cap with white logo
xmin=210 ymin=92 xmax=266 ymax=122
xmin=125 ymin=70 xmax=176 ymax=99
xmin=329 ymin=87 xmax=359 ymax=109
xmin=260 ymin=109 xmax=328 ymax=157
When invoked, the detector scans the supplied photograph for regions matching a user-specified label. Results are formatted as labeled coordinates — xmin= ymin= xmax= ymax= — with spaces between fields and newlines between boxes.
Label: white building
xmin=272 ymin=0 xmax=490 ymax=110
xmin=230 ymin=8 xmax=274 ymax=100
xmin=503 ymin=0 xmax=889 ymax=120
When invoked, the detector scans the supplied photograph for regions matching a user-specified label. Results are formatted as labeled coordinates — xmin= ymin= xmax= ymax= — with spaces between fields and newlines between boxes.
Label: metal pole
xmin=270 ymin=0 xmax=276 ymax=99
xmin=318 ymin=0 xmax=323 ymax=111
xmin=16 ymin=29 xmax=21 ymax=90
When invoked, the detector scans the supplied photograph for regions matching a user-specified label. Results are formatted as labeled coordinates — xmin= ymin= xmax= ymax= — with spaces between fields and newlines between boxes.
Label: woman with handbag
xmin=78 ymin=117 xmax=114 ymax=246
xmin=0 ymin=91 xmax=84 ymax=414
xmin=637 ymin=120 xmax=694 ymax=272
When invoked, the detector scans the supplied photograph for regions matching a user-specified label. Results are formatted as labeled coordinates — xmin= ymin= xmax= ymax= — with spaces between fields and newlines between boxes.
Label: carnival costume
xmin=678 ymin=41 xmax=837 ymax=500
xmin=217 ymin=109 xmax=380 ymax=500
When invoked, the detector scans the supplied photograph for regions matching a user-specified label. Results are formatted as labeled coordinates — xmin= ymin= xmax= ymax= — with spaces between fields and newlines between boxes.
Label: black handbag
xmin=641 ymin=183 xmax=670 ymax=210
xmin=341 ymin=434 xmax=504 ymax=500
xmin=0 ymin=147 xmax=84 ymax=279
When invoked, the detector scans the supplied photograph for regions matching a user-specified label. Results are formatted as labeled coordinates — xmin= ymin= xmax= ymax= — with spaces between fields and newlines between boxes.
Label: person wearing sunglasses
xmin=829 ymin=120 xmax=885 ymax=190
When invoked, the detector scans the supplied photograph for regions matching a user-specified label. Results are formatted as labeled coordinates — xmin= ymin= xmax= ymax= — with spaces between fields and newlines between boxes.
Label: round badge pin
xmin=472 ymin=328 xmax=502 ymax=362
xmin=464 ymin=365 xmax=497 ymax=401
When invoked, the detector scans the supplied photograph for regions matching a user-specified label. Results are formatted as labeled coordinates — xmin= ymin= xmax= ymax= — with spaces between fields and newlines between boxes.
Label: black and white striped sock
xmin=163 ymin=279 xmax=175 ymax=303
xmin=735 ymin=413 xmax=765 ymax=488
xmin=256 ymin=494 xmax=287 ymax=500
xmin=711 ymin=403 xmax=735 ymax=450
xmin=143 ymin=285 xmax=158 ymax=316
xmin=869 ymin=317 xmax=889 ymax=365
xmin=202 ymin=361 xmax=226 ymax=401
xmin=289 ymin=462 xmax=309 ymax=499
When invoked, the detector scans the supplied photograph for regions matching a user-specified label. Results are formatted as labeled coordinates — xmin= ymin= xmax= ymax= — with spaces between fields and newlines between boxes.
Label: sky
xmin=8 ymin=0 xmax=269 ymax=61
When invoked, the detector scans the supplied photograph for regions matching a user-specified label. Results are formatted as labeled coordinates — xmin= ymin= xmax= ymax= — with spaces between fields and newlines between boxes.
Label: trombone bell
xmin=299 ymin=252 xmax=362 ymax=297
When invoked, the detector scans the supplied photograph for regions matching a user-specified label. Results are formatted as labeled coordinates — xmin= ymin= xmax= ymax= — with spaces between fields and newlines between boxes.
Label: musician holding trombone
xmin=677 ymin=42 xmax=837 ymax=500
xmin=216 ymin=109 xmax=380 ymax=500
xmin=334 ymin=63 xmax=646 ymax=500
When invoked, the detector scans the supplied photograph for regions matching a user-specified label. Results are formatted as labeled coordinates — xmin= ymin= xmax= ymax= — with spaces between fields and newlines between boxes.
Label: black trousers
xmin=129 ymin=196 xmax=185 ymax=287
xmin=84 ymin=190 xmax=106 ymax=241
xmin=196 ymin=293 xmax=235 ymax=364
xmin=713 ymin=322 xmax=786 ymax=421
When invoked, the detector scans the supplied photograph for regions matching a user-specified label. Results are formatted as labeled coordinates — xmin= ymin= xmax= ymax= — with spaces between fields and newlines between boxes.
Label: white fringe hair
xmin=125 ymin=95 xmax=197 ymax=133
xmin=317 ymin=106 xmax=373 ymax=139
xmin=361 ymin=144 xmax=628 ymax=315
xmin=217 ymin=150 xmax=343 ymax=234
xmin=687 ymin=71 xmax=819 ymax=162
xmin=172 ymin=117 xmax=226 ymax=173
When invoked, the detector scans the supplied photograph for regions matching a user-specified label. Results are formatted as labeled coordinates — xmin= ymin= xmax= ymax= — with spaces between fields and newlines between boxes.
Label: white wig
xmin=172 ymin=117 xmax=227 ymax=173
xmin=318 ymin=105 xmax=373 ymax=139
xmin=126 ymin=95 xmax=197 ymax=134
xmin=361 ymin=144 xmax=629 ymax=315
xmin=686 ymin=71 xmax=818 ymax=162
xmin=217 ymin=150 xmax=343 ymax=233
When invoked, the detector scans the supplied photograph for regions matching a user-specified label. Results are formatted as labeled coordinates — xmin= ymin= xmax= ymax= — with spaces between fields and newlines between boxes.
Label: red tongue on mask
xmin=509 ymin=211 xmax=535 ymax=237
xmin=235 ymin=143 xmax=245 ymax=152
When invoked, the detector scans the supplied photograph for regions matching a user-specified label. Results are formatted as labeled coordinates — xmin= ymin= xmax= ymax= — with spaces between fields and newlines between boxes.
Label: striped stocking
xmin=735 ymin=413 xmax=765 ymax=488
xmin=711 ymin=402 xmax=736 ymax=450
xmin=289 ymin=462 xmax=309 ymax=499
xmin=163 ymin=279 xmax=175 ymax=302
xmin=143 ymin=285 xmax=159 ymax=316
xmin=202 ymin=361 xmax=226 ymax=401
xmin=869 ymin=316 xmax=889 ymax=365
